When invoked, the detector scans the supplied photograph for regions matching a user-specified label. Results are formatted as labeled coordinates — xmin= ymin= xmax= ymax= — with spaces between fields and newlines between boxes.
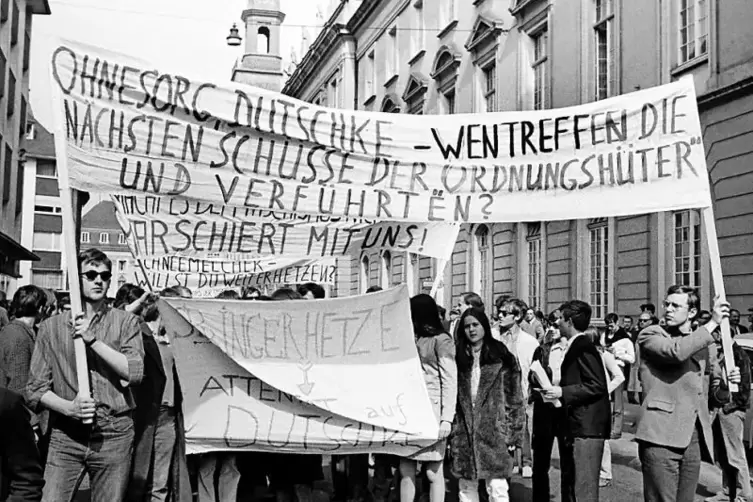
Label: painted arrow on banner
xmin=298 ymin=360 xmax=315 ymax=395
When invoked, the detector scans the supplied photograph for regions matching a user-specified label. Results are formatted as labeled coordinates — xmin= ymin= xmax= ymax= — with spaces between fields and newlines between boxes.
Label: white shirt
xmin=471 ymin=348 xmax=482 ymax=403
xmin=600 ymin=350 xmax=625 ymax=397
xmin=549 ymin=341 xmax=567 ymax=385
xmin=501 ymin=327 xmax=539 ymax=399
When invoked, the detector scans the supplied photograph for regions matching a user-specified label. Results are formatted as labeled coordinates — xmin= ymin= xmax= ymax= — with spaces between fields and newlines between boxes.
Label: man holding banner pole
xmin=25 ymin=249 xmax=145 ymax=502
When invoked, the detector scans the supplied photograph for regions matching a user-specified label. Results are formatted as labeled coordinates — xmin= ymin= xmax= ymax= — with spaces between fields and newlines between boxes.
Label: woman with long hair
xmin=583 ymin=326 xmax=624 ymax=488
xmin=400 ymin=294 xmax=457 ymax=502
xmin=451 ymin=306 xmax=524 ymax=502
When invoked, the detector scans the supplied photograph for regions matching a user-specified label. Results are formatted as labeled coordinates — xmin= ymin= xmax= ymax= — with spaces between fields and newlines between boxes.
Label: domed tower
xmin=231 ymin=0 xmax=286 ymax=91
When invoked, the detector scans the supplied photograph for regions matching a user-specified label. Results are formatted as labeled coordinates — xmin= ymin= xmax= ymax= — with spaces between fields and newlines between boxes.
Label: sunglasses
xmin=498 ymin=310 xmax=511 ymax=317
xmin=81 ymin=270 xmax=112 ymax=282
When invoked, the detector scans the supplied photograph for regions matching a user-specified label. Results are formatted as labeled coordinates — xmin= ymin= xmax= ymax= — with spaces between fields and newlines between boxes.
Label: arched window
xmin=360 ymin=254 xmax=370 ymax=291
xmin=257 ymin=26 xmax=270 ymax=54
xmin=471 ymin=225 xmax=491 ymax=307
xmin=381 ymin=251 xmax=392 ymax=288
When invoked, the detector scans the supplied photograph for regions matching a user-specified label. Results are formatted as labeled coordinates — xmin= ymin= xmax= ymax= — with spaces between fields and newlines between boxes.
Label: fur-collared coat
xmin=450 ymin=340 xmax=524 ymax=480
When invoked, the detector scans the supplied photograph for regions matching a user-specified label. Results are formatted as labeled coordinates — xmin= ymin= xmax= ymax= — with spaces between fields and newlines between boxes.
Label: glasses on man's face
xmin=81 ymin=270 xmax=112 ymax=282
xmin=498 ymin=310 xmax=511 ymax=317
xmin=639 ymin=318 xmax=651 ymax=324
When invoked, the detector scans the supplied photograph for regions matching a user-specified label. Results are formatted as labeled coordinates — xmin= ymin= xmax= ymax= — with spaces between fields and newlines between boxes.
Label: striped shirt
xmin=25 ymin=305 xmax=144 ymax=416
xmin=0 ymin=320 xmax=36 ymax=394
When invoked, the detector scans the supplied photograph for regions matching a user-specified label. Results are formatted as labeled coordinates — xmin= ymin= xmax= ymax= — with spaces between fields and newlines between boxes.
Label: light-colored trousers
xmin=458 ymin=478 xmax=510 ymax=502
xmin=198 ymin=453 xmax=241 ymax=502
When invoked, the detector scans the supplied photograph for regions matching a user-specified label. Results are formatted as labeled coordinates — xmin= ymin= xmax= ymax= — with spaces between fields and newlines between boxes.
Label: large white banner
xmin=50 ymin=40 xmax=712 ymax=224
xmin=166 ymin=284 xmax=439 ymax=438
xmin=172 ymin=327 xmax=437 ymax=455
xmin=111 ymin=195 xmax=458 ymax=260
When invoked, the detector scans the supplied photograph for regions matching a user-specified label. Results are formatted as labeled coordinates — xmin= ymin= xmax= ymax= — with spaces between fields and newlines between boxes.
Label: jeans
xmin=458 ymin=478 xmax=509 ymax=502
xmin=560 ymin=437 xmax=604 ymax=501
xmin=150 ymin=406 xmax=177 ymax=502
xmin=714 ymin=410 xmax=752 ymax=501
xmin=198 ymin=453 xmax=240 ymax=502
xmin=42 ymin=413 xmax=135 ymax=502
xmin=531 ymin=407 xmax=570 ymax=502
xmin=519 ymin=404 xmax=534 ymax=468
xmin=638 ymin=423 xmax=702 ymax=502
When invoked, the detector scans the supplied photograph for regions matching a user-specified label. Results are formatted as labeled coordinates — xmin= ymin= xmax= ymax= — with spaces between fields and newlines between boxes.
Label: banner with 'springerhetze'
xmin=50 ymin=40 xmax=712 ymax=224
xmin=166 ymin=284 xmax=441 ymax=453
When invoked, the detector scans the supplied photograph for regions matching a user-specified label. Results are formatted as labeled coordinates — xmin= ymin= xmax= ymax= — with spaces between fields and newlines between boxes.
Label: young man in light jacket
xmin=495 ymin=297 xmax=539 ymax=479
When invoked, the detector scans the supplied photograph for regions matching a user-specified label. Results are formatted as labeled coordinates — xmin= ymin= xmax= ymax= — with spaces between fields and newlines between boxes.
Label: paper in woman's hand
xmin=530 ymin=361 xmax=562 ymax=408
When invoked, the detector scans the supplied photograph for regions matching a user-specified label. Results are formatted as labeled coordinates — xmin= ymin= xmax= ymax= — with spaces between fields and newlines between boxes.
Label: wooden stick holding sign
xmin=703 ymin=205 xmax=738 ymax=392
xmin=49 ymin=66 xmax=91 ymax=423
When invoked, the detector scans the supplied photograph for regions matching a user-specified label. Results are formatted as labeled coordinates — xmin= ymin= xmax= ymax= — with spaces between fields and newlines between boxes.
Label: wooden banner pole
xmin=702 ymin=205 xmax=738 ymax=392
xmin=50 ymin=66 xmax=91 ymax=422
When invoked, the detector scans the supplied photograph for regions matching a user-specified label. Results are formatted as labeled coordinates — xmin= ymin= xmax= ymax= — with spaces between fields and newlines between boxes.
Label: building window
xmin=440 ymin=0 xmax=457 ymax=27
xmin=673 ymin=210 xmax=702 ymax=288
xmin=532 ymin=29 xmax=548 ymax=110
xmin=482 ymin=63 xmax=496 ymax=112
xmin=6 ymin=71 xmax=14 ymax=117
xmin=118 ymin=233 xmax=127 ymax=245
xmin=31 ymin=270 xmax=63 ymax=290
xmin=23 ymin=29 xmax=29 ymax=72
xmin=25 ymin=123 xmax=34 ymax=140
xmin=34 ymin=205 xmax=61 ymax=214
xmin=381 ymin=251 xmax=392 ymax=288
xmin=99 ymin=232 xmax=109 ymax=244
xmin=595 ymin=0 xmax=614 ymax=100
xmin=444 ymin=90 xmax=456 ymax=114
xmin=527 ymin=223 xmax=542 ymax=310
xmin=81 ymin=231 xmax=90 ymax=243
xmin=406 ymin=252 xmax=420 ymax=296
xmin=36 ymin=159 xmax=56 ymax=178
xmin=329 ymin=73 xmax=339 ymax=109
xmin=679 ymin=0 xmax=708 ymax=64
xmin=257 ymin=26 xmax=270 ymax=54
xmin=366 ymin=50 xmax=376 ymax=97
xmin=388 ymin=26 xmax=398 ymax=76
xmin=0 ymin=50 xmax=6 ymax=99
xmin=403 ymin=75 xmax=427 ymax=115
xmin=0 ymin=0 xmax=8 ymax=22
xmin=3 ymin=145 xmax=11 ymax=204
xmin=33 ymin=232 xmax=61 ymax=251
xmin=118 ymin=259 xmax=127 ymax=272
xmin=588 ymin=218 xmax=609 ymax=320
xmin=471 ymin=225 xmax=492 ymax=308
xmin=10 ymin=0 xmax=18 ymax=46
xmin=360 ymin=255 xmax=370 ymax=290
xmin=410 ymin=0 xmax=424 ymax=57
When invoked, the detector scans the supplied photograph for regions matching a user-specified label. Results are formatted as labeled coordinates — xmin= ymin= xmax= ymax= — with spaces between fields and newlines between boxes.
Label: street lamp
xmin=226 ymin=23 xmax=242 ymax=46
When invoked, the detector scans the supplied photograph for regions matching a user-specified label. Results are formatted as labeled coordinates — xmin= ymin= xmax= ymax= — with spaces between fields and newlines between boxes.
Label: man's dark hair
xmin=623 ymin=315 xmax=633 ymax=322
xmin=242 ymin=286 xmax=261 ymax=299
xmin=161 ymin=286 xmax=181 ymax=298
xmin=215 ymin=290 xmax=240 ymax=300
xmin=640 ymin=302 xmax=656 ymax=315
xmin=462 ymin=292 xmax=484 ymax=310
xmin=297 ymin=282 xmax=325 ymax=299
xmin=730 ymin=308 xmax=741 ymax=316
xmin=666 ymin=285 xmax=700 ymax=316
xmin=437 ymin=305 xmax=447 ymax=320
xmin=271 ymin=288 xmax=303 ymax=301
xmin=114 ymin=283 xmax=144 ymax=309
xmin=494 ymin=294 xmax=511 ymax=311
xmin=365 ymin=285 xmax=383 ymax=294
xmin=10 ymin=285 xmax=48 ymax=319
xmin=604 ymin=312 xmax=619 ymax=324
xmin=559 ymin=300 xmax=592 ymax=332
xmin=78 ymin=248 xmax=112 ymax=272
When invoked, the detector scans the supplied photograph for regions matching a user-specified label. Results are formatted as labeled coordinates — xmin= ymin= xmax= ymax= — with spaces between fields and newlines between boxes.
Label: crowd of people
xmin=0 ymin=247 xmax=750 ymax=502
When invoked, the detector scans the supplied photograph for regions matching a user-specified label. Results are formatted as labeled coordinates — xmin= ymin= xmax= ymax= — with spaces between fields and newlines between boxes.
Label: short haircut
xmin=730 ymin=308 xmax=741 ymax=316
xmin=494 ymin=294 xmax=511 ymax=311
xmin=698 ymin=309 xmax=711 ymax=318
xmin=623 ymin=315 xmax=633 ymax=321
xmin=640 ymin=302 xmax=656 ymax=315
xmin=547 ymin=310 xmax=560 ymax=324
xmin=271 ymin=288 xmax=303 ymax=301
xmin=666 ymin=285 xmax=700 ymax=314
xmin=559 ymin=300 xmax=592 ymax=332
xmin=297 ymin=282 xmax=326 ymax=299
xmin=161 ymin=286 xmax=181 ymax=298
xmin=215 ymin=290 xmax=240 ymax=300
xmin=463 ymin=292 xmax=484 ymax=310
xmin=604 ymin=312 xmax=619 ymax=324
xmin=10 ymin=285 xmax=48 ymax=318
xmin=502 ymin=298 xmax=529 ymax=322
xmin=365 ymin=285 xmax=383 ymax=294
xmin=78 ymin=248 xmax=112 ymax=272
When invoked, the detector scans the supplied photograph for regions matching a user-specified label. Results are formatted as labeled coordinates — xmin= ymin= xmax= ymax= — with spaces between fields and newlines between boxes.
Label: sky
xmin=29 ymin=0 xmax=329 ymax=130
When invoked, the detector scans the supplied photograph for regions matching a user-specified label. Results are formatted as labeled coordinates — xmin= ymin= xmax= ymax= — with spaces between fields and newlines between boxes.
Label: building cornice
xmin=696 ymin=76 xmax=753 ymax=110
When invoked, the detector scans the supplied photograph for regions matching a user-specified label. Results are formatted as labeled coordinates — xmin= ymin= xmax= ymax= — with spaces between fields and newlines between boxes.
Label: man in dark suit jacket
xmin=636 ymin=286 xmax=736 ymax=502
xmin=0 ymin=387 xmax=44 ymax=501
xmin=542 ymin=300 xmax=610 ymax=501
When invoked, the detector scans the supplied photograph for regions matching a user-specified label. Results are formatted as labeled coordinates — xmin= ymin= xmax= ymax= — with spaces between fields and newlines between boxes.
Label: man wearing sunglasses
xmin=26 ymin=248 xmax=144 ymax=502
